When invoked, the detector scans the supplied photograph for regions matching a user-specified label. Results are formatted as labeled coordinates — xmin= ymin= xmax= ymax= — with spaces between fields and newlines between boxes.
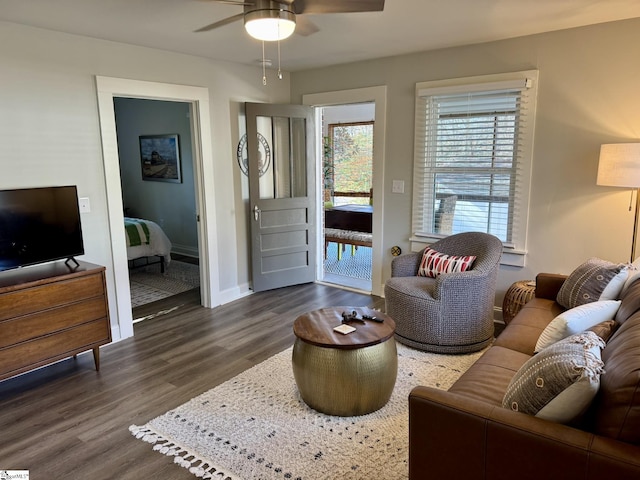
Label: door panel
xmin=246 ymin=103 xmax=316 ymax=292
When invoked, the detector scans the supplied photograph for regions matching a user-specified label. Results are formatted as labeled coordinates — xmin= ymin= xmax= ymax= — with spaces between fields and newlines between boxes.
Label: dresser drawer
xmin=0 ymin=297 xmax=107 ymax=349
xmin=0 ymin=273 xmax=104 ymax=322
xmin=0 ymin=318 xmax=110 ymax=379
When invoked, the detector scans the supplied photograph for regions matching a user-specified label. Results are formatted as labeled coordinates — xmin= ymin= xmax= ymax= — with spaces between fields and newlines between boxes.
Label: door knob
xmin=254 ymin=205 xmax=261 ymax=221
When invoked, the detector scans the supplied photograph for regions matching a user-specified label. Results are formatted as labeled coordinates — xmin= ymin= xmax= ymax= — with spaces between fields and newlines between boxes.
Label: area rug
xmin=130 ymin=344 xmax=483 ymax=479
xmin=129 ymin=260 xmax=200 ymax=308
xmin=324 ymin=242 xmax=372 ymax=280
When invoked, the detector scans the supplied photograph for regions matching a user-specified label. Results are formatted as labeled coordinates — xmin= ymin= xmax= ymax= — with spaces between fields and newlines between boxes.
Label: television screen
xmin=0 ymin=186 xmax=84 ymax=272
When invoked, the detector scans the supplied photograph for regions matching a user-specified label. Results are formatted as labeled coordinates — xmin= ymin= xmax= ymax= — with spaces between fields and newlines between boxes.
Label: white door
xmin=246 ymin=102 xmax=316 ymax=292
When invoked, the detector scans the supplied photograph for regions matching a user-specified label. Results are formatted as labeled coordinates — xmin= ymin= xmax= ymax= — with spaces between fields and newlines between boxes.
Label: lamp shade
xmin=245 ymin=9 xmax=296 ymax=41
xmin=597 ymin=143 xmax=640 ymax=188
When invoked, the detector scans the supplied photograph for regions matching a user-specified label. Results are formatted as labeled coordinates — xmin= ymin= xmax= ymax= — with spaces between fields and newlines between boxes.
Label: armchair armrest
xmin=409 ymin=386 xmax=640 ymax=480
xmin=535 ymin=272 xmax=567 ymax=300
xmin=391 ymin=250 xmax=423 ymax=277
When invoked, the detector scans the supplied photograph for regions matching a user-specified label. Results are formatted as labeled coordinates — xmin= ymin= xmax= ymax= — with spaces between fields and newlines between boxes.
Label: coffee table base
xmin=292 ymin=337 xmax=397 ymax=416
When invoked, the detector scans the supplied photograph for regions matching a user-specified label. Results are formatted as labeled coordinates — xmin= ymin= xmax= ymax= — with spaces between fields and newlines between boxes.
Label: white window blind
xmin=412 ymin=71 xmax=538 ymax=251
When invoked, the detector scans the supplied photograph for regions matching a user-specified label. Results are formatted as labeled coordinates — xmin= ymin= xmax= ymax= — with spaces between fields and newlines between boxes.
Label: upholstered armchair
xmin=385 ymin=232 xmax=503 ymax=353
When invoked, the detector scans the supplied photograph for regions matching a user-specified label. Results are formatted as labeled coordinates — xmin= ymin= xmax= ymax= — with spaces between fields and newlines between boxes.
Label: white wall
xmin=114 ymin=98 xmax=198 ymax=257
xmin=291 ymin=17 xmax=640 ymax=308
xmin=0 ymin=22 xmax=290 ymax=338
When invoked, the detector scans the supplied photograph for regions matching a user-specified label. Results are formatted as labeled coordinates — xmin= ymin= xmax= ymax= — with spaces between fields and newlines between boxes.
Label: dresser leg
xmin=92 ymin=347 xmax=101 ymax=371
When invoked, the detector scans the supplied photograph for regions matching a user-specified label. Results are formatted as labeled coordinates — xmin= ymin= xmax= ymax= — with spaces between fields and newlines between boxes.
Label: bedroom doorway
xmin=96 ymin=76 xmax=220 ymax=342
xmin=113 ymin=97 xmax=201 ymax=320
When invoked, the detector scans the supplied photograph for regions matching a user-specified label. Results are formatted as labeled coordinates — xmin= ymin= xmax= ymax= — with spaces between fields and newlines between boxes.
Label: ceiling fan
xmin=196 ymin=0 xmax=385 ymax=41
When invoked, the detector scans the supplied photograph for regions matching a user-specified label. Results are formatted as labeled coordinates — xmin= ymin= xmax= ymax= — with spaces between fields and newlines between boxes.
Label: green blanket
xmin=124 ymin=218 xmax=151 ymax=247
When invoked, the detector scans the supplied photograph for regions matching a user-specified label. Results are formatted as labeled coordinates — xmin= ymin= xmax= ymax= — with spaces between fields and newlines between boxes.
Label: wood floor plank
xmin=0 ymin=282 xmax=384 ymax=479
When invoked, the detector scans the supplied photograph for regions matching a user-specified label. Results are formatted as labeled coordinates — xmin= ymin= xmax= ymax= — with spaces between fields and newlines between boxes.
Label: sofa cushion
xmin=534 ymin=300 xmax=621 ymax=353
xmin=586 ymin=319 xmax=619 ymax=342
xmin=615 ymin=275 xmax=640 ymax=325
xmin=494 ymin=298 xmax=564 ymax=355
xmin=556 ymin=258 xmax=626 ymax=310
xmin=417 ymin=247 xmax=476 ymax=278
xmin=591 ymin=311 xmax=640 ymax=445
xmin=503 ymin=332 xmax=605 ymax=423
xmin=448 ymin=346 xmax=531 ymax=406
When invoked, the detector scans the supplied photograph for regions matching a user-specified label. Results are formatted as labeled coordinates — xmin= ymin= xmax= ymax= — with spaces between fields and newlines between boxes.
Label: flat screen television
xmin=0 ymin=185 xmax=84 ymax=272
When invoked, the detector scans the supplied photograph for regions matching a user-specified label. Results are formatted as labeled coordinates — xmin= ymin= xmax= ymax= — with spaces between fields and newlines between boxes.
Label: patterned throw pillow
xmin=503 ymin=332 xmax=605 ymax=424
xmin=417 ymin=247 xmax=476 ymax=278
xmin=556 ymin=258 xmax=627 ymax=309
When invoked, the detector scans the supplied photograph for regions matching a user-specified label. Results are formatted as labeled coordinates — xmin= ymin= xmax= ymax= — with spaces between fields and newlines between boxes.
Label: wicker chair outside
xmin=384 ymin=232 xmax=503 ymax=353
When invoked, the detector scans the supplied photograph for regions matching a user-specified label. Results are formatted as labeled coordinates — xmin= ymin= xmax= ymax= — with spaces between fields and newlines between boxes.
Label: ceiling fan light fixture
xmin=244 ymin=8 xmax=296 ymax=41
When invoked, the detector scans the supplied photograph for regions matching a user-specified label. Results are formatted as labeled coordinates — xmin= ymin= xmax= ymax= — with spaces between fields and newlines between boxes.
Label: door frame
xmin=96 ymin=76 xmax=220 ymax=340
xmin=303 ymin=86 xmax=387 ymax=297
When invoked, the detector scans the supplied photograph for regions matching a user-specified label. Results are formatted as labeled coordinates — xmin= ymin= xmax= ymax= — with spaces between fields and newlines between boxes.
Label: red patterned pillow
xmin=417 ymin=247 xmax=476 ymax=278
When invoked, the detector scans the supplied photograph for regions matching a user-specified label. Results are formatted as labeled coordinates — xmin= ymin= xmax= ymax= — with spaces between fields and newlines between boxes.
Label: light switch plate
xmin=392 ymin=180 xmax=405 ymax=194
xmin=79 ymin=197 xmax=91 ymax=213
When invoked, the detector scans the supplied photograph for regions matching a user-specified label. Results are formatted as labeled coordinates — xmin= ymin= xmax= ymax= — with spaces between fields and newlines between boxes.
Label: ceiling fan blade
xmin=203 ymin=0 xmax=254 ymax=5
xmin=294 ymin=16 xmax=320 ymax=36
xmin=292 ymin=0 xmax=384 ymax=15
xmin=194 ymin=12 xmax=244 ymax=32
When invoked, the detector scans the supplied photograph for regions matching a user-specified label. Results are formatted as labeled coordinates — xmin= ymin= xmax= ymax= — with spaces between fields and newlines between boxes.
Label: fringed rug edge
xmin=129 ymin=424 xmax=242 ymax=480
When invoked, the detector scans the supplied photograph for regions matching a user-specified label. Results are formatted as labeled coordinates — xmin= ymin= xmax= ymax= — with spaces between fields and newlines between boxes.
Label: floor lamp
xmin=597 ymin=143 xmax=640 ymax=263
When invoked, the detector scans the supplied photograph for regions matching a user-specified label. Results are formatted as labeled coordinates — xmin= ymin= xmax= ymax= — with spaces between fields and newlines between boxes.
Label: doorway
xmin=321 ymin=104 xmax=374 ymax=291
xmin=113 ymin=97 xmax=201 ymax=318
xmin=96 ymin=76 xmax=220 ymax=341
xmin=303 ymin=86 xmax=387 ymax=297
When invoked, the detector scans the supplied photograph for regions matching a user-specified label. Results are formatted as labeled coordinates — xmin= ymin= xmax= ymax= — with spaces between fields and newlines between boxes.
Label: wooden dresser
xmin=0 ymin=260 xmax=111 ymax=381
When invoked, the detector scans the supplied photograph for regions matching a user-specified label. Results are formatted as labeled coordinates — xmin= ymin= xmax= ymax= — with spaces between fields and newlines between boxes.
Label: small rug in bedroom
xmin=130 ymin=344 xmax=483 ymax=480
xmin=129 ymin=260 xmax=200 ymax=308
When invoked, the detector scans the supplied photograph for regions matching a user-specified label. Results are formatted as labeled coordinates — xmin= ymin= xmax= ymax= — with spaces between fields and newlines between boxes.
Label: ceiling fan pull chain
xmin=262 ymin=41 xmax=267 ymax=85
xmin=277 ymin=37 xmax=283 ymax=80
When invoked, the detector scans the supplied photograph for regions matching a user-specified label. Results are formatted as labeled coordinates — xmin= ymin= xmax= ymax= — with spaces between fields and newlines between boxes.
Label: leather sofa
xmin=408 ymin=273 xmax=640 ymax=479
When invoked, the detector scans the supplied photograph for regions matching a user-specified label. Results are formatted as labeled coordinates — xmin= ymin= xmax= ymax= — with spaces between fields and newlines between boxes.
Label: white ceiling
xmin=2 ymin=0 xmax=640 ymax=72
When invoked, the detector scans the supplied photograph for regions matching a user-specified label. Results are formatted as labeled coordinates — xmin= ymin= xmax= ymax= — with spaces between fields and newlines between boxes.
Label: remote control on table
xmin=362 ymin=314 xmax=383 ymax=323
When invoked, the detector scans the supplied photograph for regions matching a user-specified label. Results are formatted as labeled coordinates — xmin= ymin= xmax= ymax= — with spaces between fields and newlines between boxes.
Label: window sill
xmin=409 ymin=236 xmax=526 ymax=268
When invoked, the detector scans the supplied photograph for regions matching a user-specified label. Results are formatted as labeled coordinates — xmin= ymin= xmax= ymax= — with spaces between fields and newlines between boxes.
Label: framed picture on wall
xmin=139 ymin=134 xmax=182 ymax=183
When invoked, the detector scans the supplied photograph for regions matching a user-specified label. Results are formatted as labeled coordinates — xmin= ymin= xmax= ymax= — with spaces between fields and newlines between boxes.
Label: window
xmin=412 ymin=71 xmax=538 ymax=259
xmin=327 ymin=122 xmax=373 ymax=206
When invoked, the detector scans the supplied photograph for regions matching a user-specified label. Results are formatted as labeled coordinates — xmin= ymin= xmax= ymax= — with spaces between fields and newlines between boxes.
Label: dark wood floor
xmin=0 ymin=283 xmax=385 ymax=479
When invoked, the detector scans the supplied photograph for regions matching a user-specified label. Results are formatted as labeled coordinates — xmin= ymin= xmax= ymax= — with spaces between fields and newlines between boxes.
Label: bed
xmin=124 ymin=217 xmax=172 ymax=272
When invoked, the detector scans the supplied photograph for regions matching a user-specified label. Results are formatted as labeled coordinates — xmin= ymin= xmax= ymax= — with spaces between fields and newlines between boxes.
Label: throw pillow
xmin=417 ymin=247 xmax=476 ymax=278
xmin=556 ymin=258 xmax=627 ymax=309
xmin=534 ymin=300 xmax=621 ymax=353
xmin=621 ymin=264 xmax=640 ymax=295
xmin=586 ymin=319 xmax=619 ymax=343
xmin=503 ymin=332 xmax=606 ymax=423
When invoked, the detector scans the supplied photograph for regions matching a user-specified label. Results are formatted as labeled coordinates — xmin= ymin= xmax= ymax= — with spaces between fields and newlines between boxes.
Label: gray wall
xmin=291 ymin=17 xmax=640 ymax=307
xmin=114 ymin=98 xmax=198 ymax=257
xmin=0 ymin=21 xmax=290 ymax=339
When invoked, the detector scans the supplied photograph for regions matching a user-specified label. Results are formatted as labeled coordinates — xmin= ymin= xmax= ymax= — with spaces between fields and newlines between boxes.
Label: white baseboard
xmin=171 ymin=243 xmax=199 ymax=258
xmin=217 ymin=282 xmax=253 ymax=306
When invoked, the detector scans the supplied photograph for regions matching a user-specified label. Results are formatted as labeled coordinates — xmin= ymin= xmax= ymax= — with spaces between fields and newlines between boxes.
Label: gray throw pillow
xmin=502 ymin=331 xmax=605 ymax=423
xmin=556 ymin=258 xmax=626 ymax=309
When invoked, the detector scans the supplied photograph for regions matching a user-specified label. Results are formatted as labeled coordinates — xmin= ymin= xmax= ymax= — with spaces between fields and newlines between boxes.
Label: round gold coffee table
xmin=292 ymin=307 xmax=397 ymax=416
